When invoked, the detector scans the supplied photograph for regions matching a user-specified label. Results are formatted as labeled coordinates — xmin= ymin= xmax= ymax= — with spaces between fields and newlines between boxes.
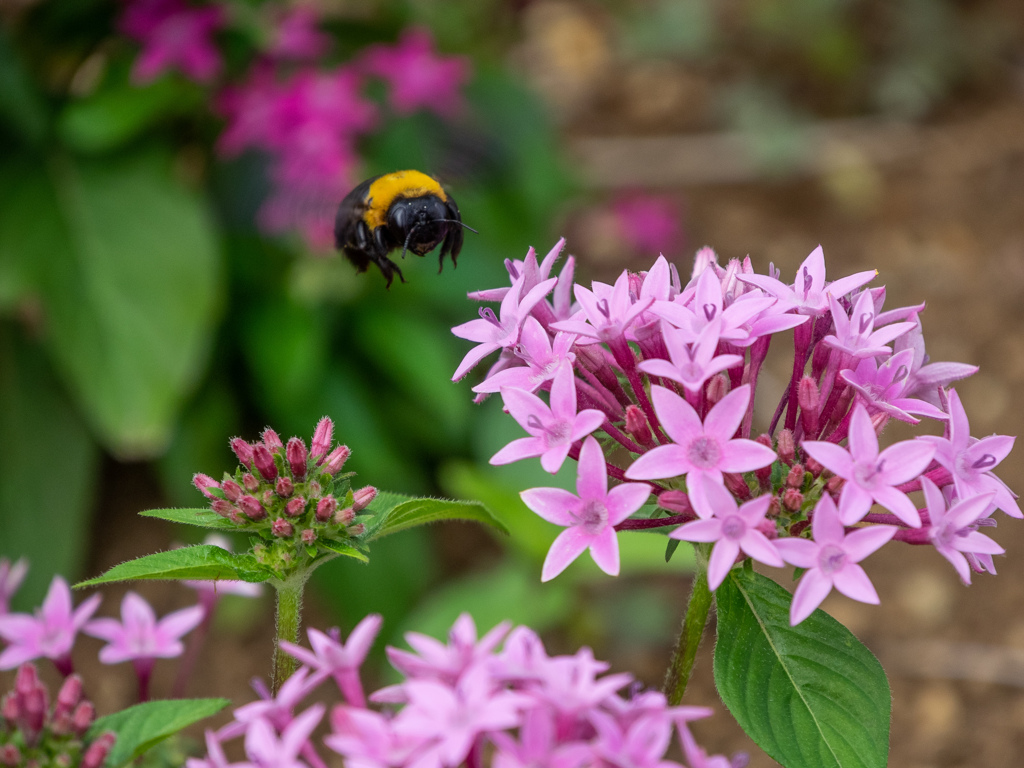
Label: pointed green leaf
xmin=75 ymin=545 xmax=270 ymax=588
xmin=714 ymin=569 xmax=890 ymax=768
xmin=88 ymin=698 xmax=229 ymax=767
xmin=318 ymin=537 xmax=369 ymax=563
xmin=140 ymin=507 xmax=240 ymax=530
xmin=362 ymin=491 xmax=508 ymax=541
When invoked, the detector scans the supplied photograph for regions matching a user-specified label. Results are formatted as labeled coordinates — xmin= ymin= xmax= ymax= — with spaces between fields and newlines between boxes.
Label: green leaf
xmin=0 ymin=29 xmax=48 ymax=146
xmin=38 ymin=150 xmax=222 ymax=457
xmin=139 ymin=507 xmax=240 ymax=530
xmin=317 ymin=537 xmax=369 ymax=563
xmin=88 ymin=698 xmax=229 ymax=767
xmin=714 ymin=570 xmax=890 ymax=768
xmin=363 ymin=491 xmax=508 ymax=541
xmin=76 ymin=545 xmax=270 ymax=588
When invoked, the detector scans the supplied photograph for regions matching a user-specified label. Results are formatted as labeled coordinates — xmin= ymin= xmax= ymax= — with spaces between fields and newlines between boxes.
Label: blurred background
xmin=1 ymin=0 xmax=1024 ymax=765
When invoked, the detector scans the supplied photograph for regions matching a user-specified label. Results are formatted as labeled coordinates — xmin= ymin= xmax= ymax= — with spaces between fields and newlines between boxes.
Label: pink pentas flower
xmin=821 ymin=291 xmax=916 ymax=359
xmin=473 ymin=317 xmax=577 ymax=395
xmin=920 ymin=389 xmax=1020 ymax=518
xmin=611 ymin=193 xmax=683 ymax=256
xmin=185 ymin=730 xmax=235 ymax=768
xmin=387 ymin=613 xmax=511 ymax=686
xmin=0 ymin=557 xmax=27 ymax=615
xmin=361 ymin=27 xmax=470 ymax=117
xmin=281 ymin=614 xmax=382 ymax=707
xmin=737 ymin=245 xmax=876 ymax=317
xmin=85 ymin=592 xmax=203 ymax=664
xmin=217 ymin=65 xmax=287 ymax=156
xmin=920 ymin=477 xmax=1004 ymax=584
xmin=326 ymin=706 xmax=418 ymax=768
xmin=266 ymin=6 xmax=331 ymax=61
xmin=840 ymin=349 xmax=949 ymax=424
xmin=801 ymin=404 xmax=935 ymax=527
xmin=492 ymin=364 xmax=606 ymax=474
xmin=669 ymin=476 xmax=784 ymax=590
xmin=625 ymin=385 xmax=776 ymax=487
xmin=894 ymin=317 xmax=978 ymax=407
xmin=532 ymin=646 xmax=632 ymax=718
xmin=242 ymin=704 xmax=324 ymax=768
xmin=589 ymin=708 xmax=679 ymax=768
xmin=775 ymin=494 xmax=897 ymax=625
xmin=552 ymin=272 xmax=654 ymax=347
xmin=637 ymin=317 xmax=742 ymax=395
xmin=119 ymin=0 xmax=224 ymax=84
xmin=520 ymin=436 xmax=651 ymax=581
xmin=492 ymin=706 xmax=593 ymax=768
xmin=0 ymin=576 xmax=100 ymax=674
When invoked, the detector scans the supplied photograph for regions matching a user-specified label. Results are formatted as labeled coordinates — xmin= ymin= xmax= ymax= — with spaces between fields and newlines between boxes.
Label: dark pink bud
xmin=334 ymin=506 xmax=355 ymax=525
xmin=23 ymin=687 xmax=46 ymax=740
xmin=706 ymin=373 xmax=729 ymax=407
xmin=285 ymin=497 xmax=306 ymax=517
xmin=243 ymin=472 xmax=259 ymax=491
xmin=15 ymin=662 xmax=40 ymax=695
xmin=271 ymin=518 xmax=294 ymax=538
xmin=80 ymin=732 xmax=116 ymax=768
xmin=768 ymin=495 xmax=781 ymax=517
xmin=192 ymin=474 xmax=220 ymax=499
xmin=54 ymin=675 xmax=82 ymax=718
xmin=275 ymin=477 xmax=294 ymax=497
xmin=797 ymin=376 xmax=820 ymax=437
xmin=777 ymin=429 xmax=795 ymax=465
xmin=2 ymin=692 xmax=19 ymax=721
xmin=782 ymin=488 xmax=803 ymax=511
xmin=805 ymin=456 xmax=823 ymax=477
xmin=230 ymin=438 xmax=254 ymax=467
xmin=261 ymin=428 xmax=283 ymax=452
xmin=287 ymin=437 xmax=308 ymax=479
xmin=0 ymin=745 xmax=21 ymax=766
xmin=756 ymin=519 xmax=778 ymax=539
xmin=71 ymin=701 xmax=95 ymax=735
xmin=311 ymin=416 xmax=334 ymax=461
xmin=211 ymin=499 xmax=235 ymax=517
xmin=321 ymin=444 xmax=351 ymax=475
xmin=657 ymin=490 xmax=692 ymax=515
xmin=754 ymin=434 xmax=774 ymax=487
xmin=221 ymin=479 xmax=243 ymax=502
xmin=252 ymin=444 xmax=278 ymax=482
xmin=301 ymin=529 xmax=317 ymax=545
xmin=227 ymin=510 xmax=245 ymax=524
xmin=723 ymin=472 xmax=750 ymax=500
xmin=50 ymin=711 xmax=74 ymax=736
xmin=624 ymin=405 xmax=654 ymax=448
xmin=352 ymin=486 xmax=377 ymax=512
xmin=239 ymin=495 xmax=266 ymax=521
xmin=825 ymin=475 xmax=844 ymax=495
xmin=315 ymin=497 xmax=337 ymax=522
xmin=786 ymin=464 xmax=805 ymax=489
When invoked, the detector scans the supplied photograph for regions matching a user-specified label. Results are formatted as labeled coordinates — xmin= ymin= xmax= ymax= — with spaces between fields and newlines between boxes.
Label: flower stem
xmin=662 ymin=547 xmax=712 ymax=705
xmin=272 ymin=572 xmax=308 ymax=694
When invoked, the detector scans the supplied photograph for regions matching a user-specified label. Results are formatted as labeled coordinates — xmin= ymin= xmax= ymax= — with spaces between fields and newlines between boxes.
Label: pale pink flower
xmin=281 ymin=614 xmax=382 ymax=707
xmin=85 ymin=592 xmax=203 ymax=664
xmin=921 ymin=477 xmax=1003 ymax=584
xmin=387 ymin=613 xmax=511 ymax=685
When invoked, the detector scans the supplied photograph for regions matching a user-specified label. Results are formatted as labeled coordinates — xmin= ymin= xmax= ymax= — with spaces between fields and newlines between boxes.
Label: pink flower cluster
xmin=189 ymin=613 xmax=745 ymax=768
xmin=117 ymin=0 xmax=470 ymax=248
xmin=452 ymin=242 xmax=1017 ymax=624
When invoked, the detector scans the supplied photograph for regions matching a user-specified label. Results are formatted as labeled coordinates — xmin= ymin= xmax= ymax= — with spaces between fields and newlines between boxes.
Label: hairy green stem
xmin=663 ymin=547 xmax=712 ymax=705
xmin=272 ymin=573 xmax=308 ymax=694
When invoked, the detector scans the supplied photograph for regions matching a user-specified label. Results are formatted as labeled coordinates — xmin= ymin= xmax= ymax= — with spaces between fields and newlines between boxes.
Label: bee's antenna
xmin=400 ymin=223 xmax=422 ymax=261
xmin=435 ymin=218 xmax=479 ymax=234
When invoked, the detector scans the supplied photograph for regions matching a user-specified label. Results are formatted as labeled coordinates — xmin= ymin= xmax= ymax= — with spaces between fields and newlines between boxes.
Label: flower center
xmin=818 ymin=544 xmax=847 ymax=575
xmin=721 ymin=516 xmax=745 ymax=541
xmin=574 ymin=500 xmax=609 ymax=534
xmin=686 ymin=435 xmax=721 ymax=469
xmin=853 ymin=458 xmax=885 ymax=488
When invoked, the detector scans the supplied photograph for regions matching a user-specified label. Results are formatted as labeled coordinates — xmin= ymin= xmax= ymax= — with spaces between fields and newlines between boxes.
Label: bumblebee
xmin=334 ymin=170 xmax=473 ymax=287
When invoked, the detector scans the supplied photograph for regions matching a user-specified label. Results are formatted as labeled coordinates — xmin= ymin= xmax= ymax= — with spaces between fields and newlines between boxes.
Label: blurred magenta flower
xmin=267 ymin=6 xmax=331 ymax=61
xmin=0 ymin=576 xmax=100 ymax=676
xmin=120 ymin=0 xmax=224 ymax=84
xmin=281 ymin=614 xmax=383 ymax=707
xmin=611 ymin=193 xmax=683 ymax=257
xmin=361 ymin=27 xmax=470 ymax=117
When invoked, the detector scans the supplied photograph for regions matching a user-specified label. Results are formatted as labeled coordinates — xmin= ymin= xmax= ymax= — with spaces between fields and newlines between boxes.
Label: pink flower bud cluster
xmin=193 ymin=418 xmax=371 ymax=577
xmin=188 ymin=613 xmax=744 ymax=768
xmin=0 ymin=663 xmax=114 ymax=768
xmin=452 ymin=241 xmax=1018 ymax=624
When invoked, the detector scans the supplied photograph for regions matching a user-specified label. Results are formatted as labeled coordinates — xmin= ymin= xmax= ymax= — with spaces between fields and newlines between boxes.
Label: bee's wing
xmin=439 ymin=194 xmax=465 ymax=268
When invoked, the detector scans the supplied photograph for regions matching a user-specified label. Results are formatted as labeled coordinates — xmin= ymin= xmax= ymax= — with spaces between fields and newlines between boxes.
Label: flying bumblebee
xmin=334 ymin=170 xmax=475 ymax=287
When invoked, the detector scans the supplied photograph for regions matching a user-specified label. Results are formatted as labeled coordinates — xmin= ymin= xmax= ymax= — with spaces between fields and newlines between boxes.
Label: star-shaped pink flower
xmin=521 ymin=436 xmax=651 ymax=581
xmin=120 ymin=0 xmax=224 ymax=84
xmin=281 ymin=614 xmax=382 ymax=707
xmin=85 ymin=591 xmax=203 ymax=664
xmin=921 ymin=477 xmax=1003 ymax=584
xmin=624 ymin=384 xmax=776 ymax=486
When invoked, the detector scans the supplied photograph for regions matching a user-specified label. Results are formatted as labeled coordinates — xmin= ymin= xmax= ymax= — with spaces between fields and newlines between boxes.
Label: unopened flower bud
xmin=301 ymin=529 xmax=317 ymax=545
xmin=242 ymin=472 xmax=259 ymax=491
xmin=825 ymin=475 xmax=844 ymax=496
xmin=797 ymin=376 xmax=820 ymax=437
xmin=321 ymin=444 xmax=351 ymax=475
xmin=50 ymin=711 xmax=73 ymax=736
xmin=2 ymin=692 xmax=18 ymax=720
xmin=261 ymin=428 xmax=283 ymax=452
xmin=307 ymin=480 xmax=322 ymax=498
xmin=227 ymin=510 xmax=245 ymax=525
xmin=347 ymin=522 xmax=366 ymax=536
xmin=262 ymin=489 xmax=274 ymax=506
xmin=221 ymin=479 xmax=243 ymax=502
xmin=657 ymin=490 xmax=693 ymax=515
xmin=768 ymin=495 xmax=782 ymax=517
xmin=0 ymin=745 xmax=22 ymax=766
xmin=756 ymin=519 xmax=778 ymax=539
xmin=777 ymin=429 xmax=795 ymax=465
xmin=15 ymin=661 xmax=40 ymax=695
xmin=71 ymin=701 xmax=95 ymax=735
xmin=625 ymin=405 xmax=654 ymax=448
xmin=782 ymin=488 xmax=804 ymax=511
xmin=315 ymin=497 xmax=337 ymax=522
xmin=311 ymin=416 xmax=334 ymax=461
xmin=706 ymin=373 xmax=729 ymax=407
xmin=352 ymin=486 xmax=377 ymax=512
xmin=275 ymin=477 xmax=294 ymax=497
xmin=287 ymin=437 xmax=308 ymax=479
xmin=754 ymin=434 xmax=775 ymax=487
xmin=252 ymin=444 xmax=278 ymax=482
xmin=334 ymin=506 xmax=355 ymax=525
xmin=54 ymin=675 xmax=82 ymax=719
xmin=785 ymin=464 xmax=805 ymax=489
xmin=23 ymin=687 xmax=46 ymax=739
xmin=230 ymin=438 xmax=254 ymax=467
xmin=805 ymin=456 xmax=823 ymax=477
xmin=80 ymin=732 xmax=116 ymax=768
xmin=271 ymin=518 xmax=294 ymax=538
xmin=285 ymin=497 xmax=306 ymax=517
xmin=192 ymin=474 xmax=220 ymax=499
xmin=723 ymin=472 xmax=751 ymax=500
xmin=239 ymin=495 xmax=266 ymax=521
xmin=211 ymin=499 xmax=234 ymax=517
